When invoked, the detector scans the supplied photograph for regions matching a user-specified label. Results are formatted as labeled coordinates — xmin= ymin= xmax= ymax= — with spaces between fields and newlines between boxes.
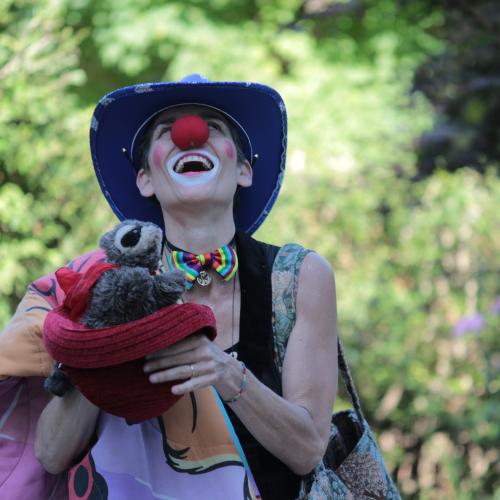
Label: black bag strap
xmin=271 ymin=243 xmax=365 ymax=424
xmin=336 ymin=338 xmax=365 ymax=423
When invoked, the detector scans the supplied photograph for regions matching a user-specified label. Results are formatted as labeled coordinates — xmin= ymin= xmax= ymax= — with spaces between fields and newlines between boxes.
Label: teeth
xmin=174 ymin=155 xmax=213 ymax=173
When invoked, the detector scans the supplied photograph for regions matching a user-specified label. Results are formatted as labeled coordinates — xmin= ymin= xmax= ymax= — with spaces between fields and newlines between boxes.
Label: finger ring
xmin=190 ymin=364 xmax=195 ymax=378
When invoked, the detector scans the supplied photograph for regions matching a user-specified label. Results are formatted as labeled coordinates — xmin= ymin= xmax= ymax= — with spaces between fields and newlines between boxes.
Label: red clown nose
xmin=171 ymin=115 xmax=210 ymax=150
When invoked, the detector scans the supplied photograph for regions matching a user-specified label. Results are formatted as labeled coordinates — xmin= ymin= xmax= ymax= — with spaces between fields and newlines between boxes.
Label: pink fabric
xmin=0 ymin=249 xmax=104 ymax=499
xmin=0 ymin=377 xmax=68 ymax=499
xmin=30 ymin=249 xmax=107 ymax=312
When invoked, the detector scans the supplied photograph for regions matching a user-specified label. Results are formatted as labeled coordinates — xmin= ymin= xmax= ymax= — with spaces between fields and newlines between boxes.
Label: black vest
xmin=224 ymin=231 xmax=301 ymax=500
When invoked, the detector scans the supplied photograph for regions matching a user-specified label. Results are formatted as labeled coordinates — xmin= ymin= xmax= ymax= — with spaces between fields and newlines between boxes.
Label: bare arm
xmin=225 ymin=252 xmax=338 ymax=474
xmin=144 ymin=252 xmax=338 ymax=475
xmin=35 ymin=389 xmax=100 ymax=474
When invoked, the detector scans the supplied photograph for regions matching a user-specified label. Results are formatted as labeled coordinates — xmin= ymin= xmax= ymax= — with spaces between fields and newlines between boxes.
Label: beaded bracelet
xmin=223 ymin=361 xmax=247 ymax=404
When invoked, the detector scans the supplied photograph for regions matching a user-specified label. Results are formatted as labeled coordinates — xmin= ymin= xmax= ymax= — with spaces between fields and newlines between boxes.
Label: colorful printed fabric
xmin=0 ymin=249 xmax=106 ymax=381
xmin=69 ymin=389 xmax=260 ymax=500
xmin=270 ymin=243 xmax=310 ymax=373
xmin=166 ymin=245 xmax=238 ymax=289
xmin=0 ymin=377 xmax=68 ymax=499
xmin=0 ymin=248 xmax=260 ymax=500
xmin=0 ymin=250 xmax=105 ymax=500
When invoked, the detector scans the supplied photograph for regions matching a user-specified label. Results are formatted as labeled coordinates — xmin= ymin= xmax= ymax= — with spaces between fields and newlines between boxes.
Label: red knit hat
xmin=43 ymin=303 xmax=216 ymax=422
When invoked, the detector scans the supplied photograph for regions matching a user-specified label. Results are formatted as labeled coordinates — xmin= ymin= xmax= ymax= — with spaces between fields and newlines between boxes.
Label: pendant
xmin=230 ymin=351 xmax=238 ymax=359
xmin=196 ymin=270 xmax=212 ymax=287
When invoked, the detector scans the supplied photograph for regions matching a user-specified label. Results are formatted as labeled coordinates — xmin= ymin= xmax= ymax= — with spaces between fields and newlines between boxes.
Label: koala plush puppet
xmin=45 ymin=220 xmax=186 ymax=395
xmin=81 ymin=220 xmax=185 ymax=328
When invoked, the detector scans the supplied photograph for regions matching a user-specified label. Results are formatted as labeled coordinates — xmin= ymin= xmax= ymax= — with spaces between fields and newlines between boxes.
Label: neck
xmin=162 ymin=206 xmax=236 ymax=254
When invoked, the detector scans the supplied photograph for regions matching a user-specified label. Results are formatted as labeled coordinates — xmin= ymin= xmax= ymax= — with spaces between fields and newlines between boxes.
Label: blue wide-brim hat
xmin=90 ymin=74 xmax=287 ymax=234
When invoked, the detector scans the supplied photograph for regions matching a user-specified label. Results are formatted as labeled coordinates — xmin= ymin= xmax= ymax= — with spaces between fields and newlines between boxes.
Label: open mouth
xmin=166 ymin=149 xmax=220 ymax=185
xmin=174 ymin=154 xmax=214 ymax=174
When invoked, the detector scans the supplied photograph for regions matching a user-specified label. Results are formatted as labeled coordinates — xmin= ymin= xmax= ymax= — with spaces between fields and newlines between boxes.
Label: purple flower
xmin=490 ymin=297 xmax=500 ymax=315
xmin=453 ymin=313 xmax=486 ymax=337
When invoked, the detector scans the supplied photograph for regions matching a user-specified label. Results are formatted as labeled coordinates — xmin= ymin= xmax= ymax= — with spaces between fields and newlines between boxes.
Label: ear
xmin=237 ymin=160 xmax=253 ymax=188
xmin=136 ymin=168 xmax=155 ymax=197
xmin=98 ymin=230 xmax=112 ymax=250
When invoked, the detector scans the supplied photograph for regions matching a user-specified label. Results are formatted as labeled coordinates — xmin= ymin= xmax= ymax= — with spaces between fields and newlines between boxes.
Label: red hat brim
xmin=43 ymin=303 xmax=216 ymax=422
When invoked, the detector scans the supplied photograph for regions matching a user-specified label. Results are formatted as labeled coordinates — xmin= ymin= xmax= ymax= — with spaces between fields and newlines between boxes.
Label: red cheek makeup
xmin=224 ymin=140 xmax=235 ymax=160
xmin=152 ymin=144 xmax=167 ymax=169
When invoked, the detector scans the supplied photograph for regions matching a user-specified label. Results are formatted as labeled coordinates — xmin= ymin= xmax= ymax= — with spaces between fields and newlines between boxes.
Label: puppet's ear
xmin=98 ymin=229 xmax=113 ymax=252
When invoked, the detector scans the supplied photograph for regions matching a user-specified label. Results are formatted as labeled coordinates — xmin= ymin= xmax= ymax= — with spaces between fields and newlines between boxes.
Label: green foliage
xmin=0 ymin=0 xmax=112 ymax=319
xmin=413 ymin=0 xmax=500 ymax=177
xmin=1 ymin=0 xmax=498 ymax=497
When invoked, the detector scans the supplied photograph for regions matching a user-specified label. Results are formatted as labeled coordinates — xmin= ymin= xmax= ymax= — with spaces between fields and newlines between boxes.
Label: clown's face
xmin=136 ymin=105 xmax=252 ymax=216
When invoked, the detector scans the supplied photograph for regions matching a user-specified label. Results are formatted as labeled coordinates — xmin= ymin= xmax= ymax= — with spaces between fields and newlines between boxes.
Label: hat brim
xmin=43 ymin=303 xmax=217 ymax=422
xmin=43 ymin=303 xmax=216 ymax=368
xmin=90 ymin=80 xmax=287 ymax=234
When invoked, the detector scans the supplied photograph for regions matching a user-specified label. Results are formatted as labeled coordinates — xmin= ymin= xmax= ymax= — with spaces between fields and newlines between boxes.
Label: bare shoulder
xmin=299 ymin=251 xmax=334 ymax=275
xmin=286 ymin=249 xmax=337 ymax=349
xmin=297 ymin=251 xmax=336 ymax=305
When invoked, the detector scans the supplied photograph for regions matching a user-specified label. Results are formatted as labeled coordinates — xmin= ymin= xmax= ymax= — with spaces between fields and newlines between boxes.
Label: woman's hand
xmin=143 ymin=332 xmax=241 ymax=398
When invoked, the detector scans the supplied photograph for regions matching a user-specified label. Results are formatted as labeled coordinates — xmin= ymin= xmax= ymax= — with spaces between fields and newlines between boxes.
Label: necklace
xmin=160 ymin=243 xmax=239 ymax=358
xmin=195 ymin=270 xmax=212 ymax=287
xmin=229 ymin=274 xmax=238 ymax=359
xmin=163 ymin=237 xmax=237 ymax=289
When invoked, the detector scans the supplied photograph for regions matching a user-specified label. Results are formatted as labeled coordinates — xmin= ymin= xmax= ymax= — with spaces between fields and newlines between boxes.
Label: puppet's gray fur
xmin=81 ymin=220 xmax=185 ymax=328
xmin=45 ymin=220 xmax=185 ymax=396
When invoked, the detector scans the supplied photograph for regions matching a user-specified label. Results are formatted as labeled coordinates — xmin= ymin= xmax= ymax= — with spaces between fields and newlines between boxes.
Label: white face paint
xmin=165 ymin=149 xmax=220 ymax=187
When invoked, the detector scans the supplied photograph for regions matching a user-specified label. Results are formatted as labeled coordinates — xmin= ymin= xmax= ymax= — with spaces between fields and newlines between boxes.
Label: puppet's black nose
xmin=121 ymin=227 xmax=142 ymax=247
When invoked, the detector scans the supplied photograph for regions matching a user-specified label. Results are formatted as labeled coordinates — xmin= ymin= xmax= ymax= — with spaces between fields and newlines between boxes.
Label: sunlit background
xmin=1 ymin=0 xmax=499 ymax=497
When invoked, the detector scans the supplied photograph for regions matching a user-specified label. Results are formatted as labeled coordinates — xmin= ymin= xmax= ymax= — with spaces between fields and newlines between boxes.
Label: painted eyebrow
xmin=154 ymin=111 xmax=228 ymax=129
xmin=200 ymin=111 xmax=228 ymax=123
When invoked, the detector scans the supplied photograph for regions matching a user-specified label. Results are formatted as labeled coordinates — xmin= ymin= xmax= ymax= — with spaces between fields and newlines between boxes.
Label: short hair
xmin=136 ymin=108 xmax=247 ymax=172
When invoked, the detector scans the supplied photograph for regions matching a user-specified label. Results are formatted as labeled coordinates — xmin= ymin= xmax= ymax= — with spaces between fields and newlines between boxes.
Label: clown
xmin=1 ymin=75 xmax=338 ymax=500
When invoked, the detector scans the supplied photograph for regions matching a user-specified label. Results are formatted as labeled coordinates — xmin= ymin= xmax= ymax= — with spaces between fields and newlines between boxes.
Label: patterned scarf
xmin=166 ymin=244 xmax=238 ymax=289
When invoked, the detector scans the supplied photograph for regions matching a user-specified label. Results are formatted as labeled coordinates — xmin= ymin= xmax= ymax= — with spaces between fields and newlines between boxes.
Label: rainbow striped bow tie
xmin=166 ymin=245 xmax=238 ymax=289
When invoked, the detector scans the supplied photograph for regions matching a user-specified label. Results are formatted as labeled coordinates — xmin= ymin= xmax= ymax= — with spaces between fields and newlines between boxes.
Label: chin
xmin=162 ymin=189 xmax=232 ymax=213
